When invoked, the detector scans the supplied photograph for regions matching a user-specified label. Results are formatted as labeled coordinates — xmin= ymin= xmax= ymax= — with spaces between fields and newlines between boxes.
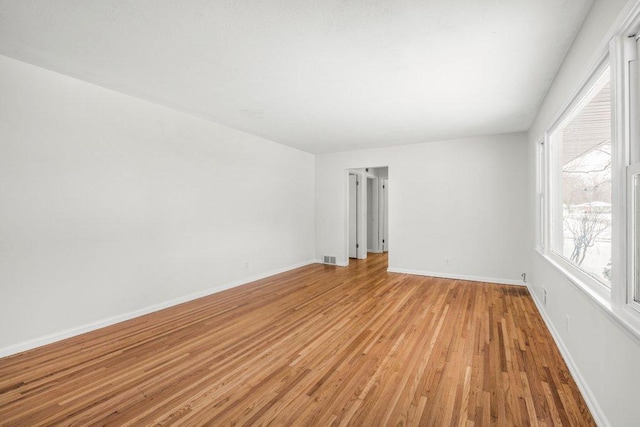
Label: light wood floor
xmin=0 ymin=253 xmax=594 ymax=426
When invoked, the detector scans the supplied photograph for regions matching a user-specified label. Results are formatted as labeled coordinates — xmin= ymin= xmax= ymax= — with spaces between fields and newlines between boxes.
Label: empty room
xmin=1 ymin=0 xmax=640 ymax=425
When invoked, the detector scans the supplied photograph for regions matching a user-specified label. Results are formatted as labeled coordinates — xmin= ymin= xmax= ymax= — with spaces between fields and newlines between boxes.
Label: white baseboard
xmin=0 ymin=260 xmax=316 ymax=359
xmin=526 ymin=283 xmax=609 ymax=427
xmin=387 ymin=267 xmax=525 ymax=287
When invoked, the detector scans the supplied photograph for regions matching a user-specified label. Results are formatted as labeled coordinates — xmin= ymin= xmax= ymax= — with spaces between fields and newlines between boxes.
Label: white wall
xmin=527 ymin=0 xmax=640 ymax=425
xmin=315 ymin=133 xmax=530 ymax=284
xmin=0 ymin=55 xmax=315 ymax=355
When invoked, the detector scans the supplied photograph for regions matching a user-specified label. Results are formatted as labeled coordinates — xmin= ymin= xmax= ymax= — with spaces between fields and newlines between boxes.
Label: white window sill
xmin=535 ymin=249 xmax=640 ymax=346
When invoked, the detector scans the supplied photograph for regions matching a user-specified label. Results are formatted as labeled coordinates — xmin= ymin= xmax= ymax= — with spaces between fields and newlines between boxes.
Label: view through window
xmin=552 ymin=68 xmax=612 ymax=286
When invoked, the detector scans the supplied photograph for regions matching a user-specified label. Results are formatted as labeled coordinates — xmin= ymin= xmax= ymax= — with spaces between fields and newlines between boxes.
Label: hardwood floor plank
xmin=0 ymin=253 xmax=594 ymax=426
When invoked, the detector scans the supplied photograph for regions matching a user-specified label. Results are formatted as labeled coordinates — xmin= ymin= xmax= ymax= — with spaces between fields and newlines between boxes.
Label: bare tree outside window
xmin=554 ymin=72 xmax=612 ymax=286
xmin=565 ymin=211 xmax=609 ymax=265
xmin=562 ymin=143 xmax=611 ymax=271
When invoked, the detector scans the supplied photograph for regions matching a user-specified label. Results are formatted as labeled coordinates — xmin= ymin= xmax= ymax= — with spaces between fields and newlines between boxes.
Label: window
xmin=538 ymin=15 xmax=640 ymax=331
xmin=536 ymin=19 xmax=640 ymax=336
xmin=548 ymin=65 xmax=612 ymax=289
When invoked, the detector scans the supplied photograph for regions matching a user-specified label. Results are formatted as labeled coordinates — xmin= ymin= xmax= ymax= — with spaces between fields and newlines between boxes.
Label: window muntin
xmin=550 ymin=66 xmax=612 ymax=287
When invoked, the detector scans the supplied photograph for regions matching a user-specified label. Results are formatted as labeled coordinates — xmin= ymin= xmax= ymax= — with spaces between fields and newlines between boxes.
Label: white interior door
xmin=382 ymin=179 xmax=388 ymax=252
xmin=367 ymin=177 xmax=375 ymax=251
xmin=349 ymin=174 xmax=357 ymax=258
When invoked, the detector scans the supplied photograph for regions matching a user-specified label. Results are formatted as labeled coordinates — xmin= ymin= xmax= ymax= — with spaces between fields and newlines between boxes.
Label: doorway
xmin=347 ymin=167 xmax=388 ymax=261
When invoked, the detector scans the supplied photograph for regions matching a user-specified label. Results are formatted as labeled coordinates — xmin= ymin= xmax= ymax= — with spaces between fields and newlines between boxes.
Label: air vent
xmin=323 ymin=255 xmax=337 ymax=265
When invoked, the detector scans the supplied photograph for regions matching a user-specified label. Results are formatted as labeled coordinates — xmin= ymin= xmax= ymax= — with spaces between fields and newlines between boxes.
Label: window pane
xmin=553 ymin=69 xmax=612 ymax=286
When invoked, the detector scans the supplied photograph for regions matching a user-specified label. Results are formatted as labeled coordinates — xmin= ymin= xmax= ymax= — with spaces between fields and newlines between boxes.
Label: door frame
xmin=348 ymin=173 xmax=359 ymax=259
xmin=346 ymin=170 xmax=366 ymax=259
xmin=345 ymin=167 xmax=389 ymax=263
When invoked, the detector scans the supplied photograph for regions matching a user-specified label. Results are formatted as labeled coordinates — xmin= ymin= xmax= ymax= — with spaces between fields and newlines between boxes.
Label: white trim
xmin=526 ymin=282 xmax=610 ymax=427
xmin=615 ymin=3 xmax=640 ymax=324
xmin=535 ymin=136 xmax=545 ymax=252
xmin=627 ymin=163 xmax=640 ymax=311
xmin=610 ymin=34 xmax=631 ymax=313
xmin=346 ymin=169 xmax=367 ymax=260
xmin=386 ymin=267 xmax=525 ymax=287
xmin=0 ymin=260 xmax=316 ymax=358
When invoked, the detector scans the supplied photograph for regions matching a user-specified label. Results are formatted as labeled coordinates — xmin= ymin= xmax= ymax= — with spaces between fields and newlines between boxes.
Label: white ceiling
xmin=0 ymin=0 xmax=594 ymax=154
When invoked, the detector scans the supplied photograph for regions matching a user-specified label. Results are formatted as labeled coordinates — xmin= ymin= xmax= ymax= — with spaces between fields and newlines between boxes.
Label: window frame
xmin=535 ymin=137 xmax=546 ymax=252
xmin=543 ymin=59 xmax=614 ymax=302
xmin=611 ymin=28 xmax=640 ymax=326
xmin=623 ymin=30 xmax=640 ymax=315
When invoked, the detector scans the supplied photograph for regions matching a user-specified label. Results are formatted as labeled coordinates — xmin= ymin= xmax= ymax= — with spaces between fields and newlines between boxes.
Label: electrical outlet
xmin=543 ymin=288 xmax=547 ymax=306
xmin=244 ymin=262 xmax=250 ymax=269
xmin=446 ymin=258 xmax=450 ymax=265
